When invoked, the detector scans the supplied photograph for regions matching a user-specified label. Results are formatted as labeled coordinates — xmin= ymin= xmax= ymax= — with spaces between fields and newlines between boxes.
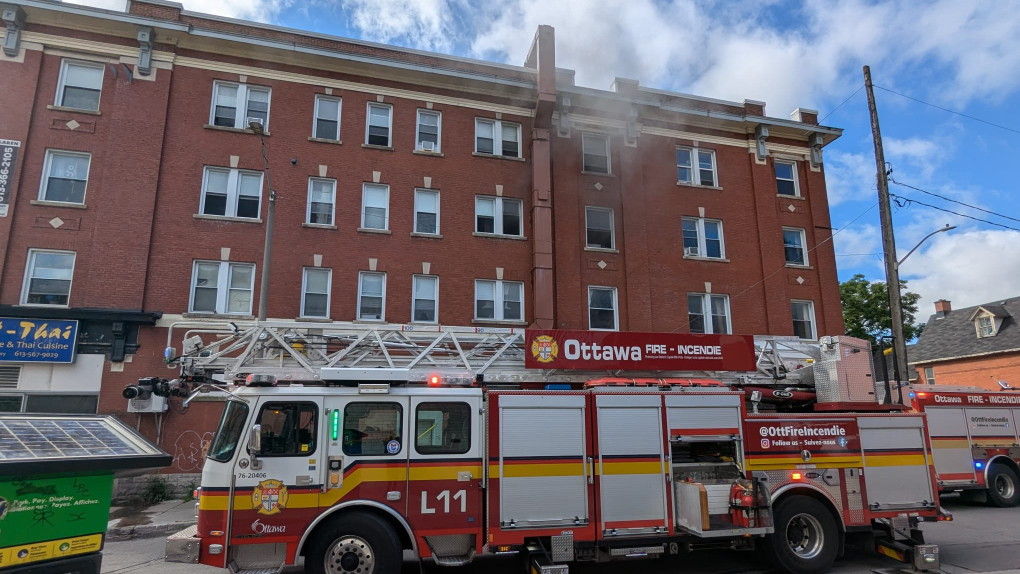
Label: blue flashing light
xmin=908 ymin=391 xmax=916 ymax=398
xmin=975 ymin=461 xmax=984 ymax=470
xmin=545 ymin=384 xmax=571 ymax=390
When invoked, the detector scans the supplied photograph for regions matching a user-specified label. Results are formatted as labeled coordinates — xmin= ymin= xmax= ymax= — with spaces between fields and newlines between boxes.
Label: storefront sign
xmin=524 ymin=329 xmax=756 ymax=371
xmin=0 ymin=139 xmax=21 ymax=218
xmin=0 ymin=317 xmax=78 ymax=363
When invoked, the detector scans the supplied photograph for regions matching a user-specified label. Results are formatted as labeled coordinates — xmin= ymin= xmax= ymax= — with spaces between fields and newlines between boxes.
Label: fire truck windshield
xmin=208 ymin=400 xmax=250 ymax=462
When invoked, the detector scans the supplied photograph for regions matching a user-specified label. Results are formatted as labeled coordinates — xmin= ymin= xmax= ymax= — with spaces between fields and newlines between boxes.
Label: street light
xmin=250 ymin=120 xmax=275 ymax=322
xmin=897 ymin=224 xmax=956 ymax=269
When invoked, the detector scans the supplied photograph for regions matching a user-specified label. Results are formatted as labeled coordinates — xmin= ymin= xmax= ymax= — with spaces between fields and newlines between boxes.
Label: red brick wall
xmin=917 ymin=353 xmax=1020 ymax=390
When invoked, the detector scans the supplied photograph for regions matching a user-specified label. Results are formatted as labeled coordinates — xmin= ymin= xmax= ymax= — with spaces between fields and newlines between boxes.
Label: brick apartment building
xmin=0 ymin=0 xmax=844 ymax=475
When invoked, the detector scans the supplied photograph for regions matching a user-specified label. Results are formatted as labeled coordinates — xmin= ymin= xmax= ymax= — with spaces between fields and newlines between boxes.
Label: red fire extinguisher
xmin=729 ymin=479 xmax=755 ymax=528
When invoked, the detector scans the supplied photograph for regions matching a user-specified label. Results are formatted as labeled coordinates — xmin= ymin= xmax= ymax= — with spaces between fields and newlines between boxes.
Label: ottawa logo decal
xmin=252 ymin=479 xmax=289 ymax=516
xmin=531 ymin=335 xmax=559 ymax=364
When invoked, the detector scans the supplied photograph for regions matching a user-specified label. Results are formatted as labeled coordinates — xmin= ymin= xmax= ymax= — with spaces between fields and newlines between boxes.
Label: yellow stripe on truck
xmin=491 ymin=462 xmax=586 ymax=478
xmin=863 ymin=454 xmax=928 ymax=467
xmin=745 ymin=455 xmax=862 ymax=470
xmin=930 ymin=439 xmax=970 ymax=449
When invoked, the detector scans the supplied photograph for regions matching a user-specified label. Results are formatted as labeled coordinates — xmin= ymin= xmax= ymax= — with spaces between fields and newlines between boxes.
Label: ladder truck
xmin=149 ymin=320 xmax=946 ymax=574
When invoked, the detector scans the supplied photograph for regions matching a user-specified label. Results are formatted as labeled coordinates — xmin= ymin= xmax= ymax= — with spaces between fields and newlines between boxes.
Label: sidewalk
xmin=107 ymin=499 xmax=198 ymax=541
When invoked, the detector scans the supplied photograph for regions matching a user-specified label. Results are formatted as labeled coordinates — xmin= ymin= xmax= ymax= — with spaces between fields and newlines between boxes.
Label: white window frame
xmin=55 ymin=59 xmax=105 ymax=111
xmin=782 ymin=227 xmax=809 ymax=266
xmin=977 ymin=315 xmax=995 ymax=338
xmin=20 ymin=249 xmax=76 ymax=307
xmin=357 ymin=271 xmax=387 ymax=321
xmin=312 ymin=95 xmax=342 ymax=141
xmin=411 ymin=274 xmax=439 ymax=324
xmin=365 ymin=102 xmax=393 ymax=147
xmin=38 ymin=150 xmax=91 ymax=205
xmin=188 ymin=260 xmax=256 ymax=315
xmin=413 ymin=188 xmax=440 ymax=235
xmin=415 ymin=109 xmax=442 ymax=152
xmin=924 ymin=367 xmax=935 ymax=384
xmin=300 ymin=267 xmax=332 ymax=319
xmin=677 ymin=146 xmax=718 ymax=187
xmin=775 ymin=159 xmax=801 ymax=197
xmin=581 ymin=132 xmax=611 ymax=174
xmin=791 ymin=300 xmax=817 ymax=340
xmin=361 ymin=183 xmax=390 ymax=231
xmin=681 ymin=217 xmax=726 ymax=259
xmin=584 ymin=206 xmax=615 ymax=250
xmin=208 ymin=80 xmax=272 ymax=130
xmin=587 ymin=286 xmax=619 ymax=331
xmin=474 ymin=118 xmax=522 ymax=158
xmin=199 ymin=166 xmax=264 ymax=219
xmin=473 ymin=279 xmax=525 ymax=322
xmin=306 ymin=177 xmax=337 ymax=226
xmin=474 ymin=196 xmax=523 ymax=236
xmin=687 ymin=293 xmax=732 ymax=335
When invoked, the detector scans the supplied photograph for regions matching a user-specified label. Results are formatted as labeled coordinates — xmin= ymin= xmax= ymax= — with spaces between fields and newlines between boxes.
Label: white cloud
xmin=824 ymin=150 xmax=875 ymax=206
xmin=832 ymin=222 xmax=883 ymax=271
xmin=336 ymin=0 xmax=460 ymax=52
xmin=65 ymin=0 xmax=288 ymax=22
xmin=884 ymin=136 xmax=945 ymax=180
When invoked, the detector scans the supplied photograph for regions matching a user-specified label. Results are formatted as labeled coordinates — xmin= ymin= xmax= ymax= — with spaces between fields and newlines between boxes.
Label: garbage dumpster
xmin=0 ymin=414 xmax=171 ymax=574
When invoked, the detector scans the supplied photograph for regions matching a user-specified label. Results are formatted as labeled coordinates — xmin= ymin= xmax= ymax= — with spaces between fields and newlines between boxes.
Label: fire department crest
xmin=252 ymin=479 xmax=289 ymax=515
xmin=531 ymin=335 xmax=559 ymax=364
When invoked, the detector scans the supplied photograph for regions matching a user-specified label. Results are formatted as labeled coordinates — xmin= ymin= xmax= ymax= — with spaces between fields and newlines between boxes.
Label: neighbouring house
xmin=911 ymin=298 xmax=1020 ymax=390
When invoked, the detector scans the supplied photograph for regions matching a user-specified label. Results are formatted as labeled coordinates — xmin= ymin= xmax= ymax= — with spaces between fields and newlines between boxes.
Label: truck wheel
xmin=305 ymin=512 xmax=402 ymax=574
xmin=767 ymin=495 xmax=839 ymax=574
xmin=986 ymin=464 xmax=1020 ymax=507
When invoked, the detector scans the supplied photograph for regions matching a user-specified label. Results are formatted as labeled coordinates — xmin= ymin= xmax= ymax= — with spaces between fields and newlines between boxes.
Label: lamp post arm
xmin=896 ymin=225 xmax=955 ymax=269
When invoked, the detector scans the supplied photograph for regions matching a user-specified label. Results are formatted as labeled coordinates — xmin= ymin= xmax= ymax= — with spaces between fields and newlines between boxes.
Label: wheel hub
xmin=786 ymin=513 xmax=824 ymax=560
xmin=326 ymin=536 xmax=374 ymax=574
xmin=996 ymin=473 xmax=1015 ymax=499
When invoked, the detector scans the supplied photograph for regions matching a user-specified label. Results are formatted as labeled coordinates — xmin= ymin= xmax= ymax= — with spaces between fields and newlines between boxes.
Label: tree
xmin=840 ymin=273 xmax=924 ymax=344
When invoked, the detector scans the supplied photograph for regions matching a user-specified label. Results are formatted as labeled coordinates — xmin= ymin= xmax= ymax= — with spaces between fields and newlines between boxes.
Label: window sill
xmin=413 ymin=149 xmax=444 ymax=157
xmin=473 ymin=232 xmax=527 ymax=241
xmin=472 ymin=319 xmax=528 ymax=326
xmin=353 ymin=319 xmax=386 ymax=324
xmin=362 ymin=144 xmax=394 ymax=151
xmin=785 ymin=263 xmax=813 ymax=269
xmin=778 ymin=194 xmax=805 ymax=200
xmin=47 ymin=105 xmax=101 ymax=116
xmin=296 ymin=316 xmax=334 ymax=323
xmin=194 ymin=214 xmax=263 ymax=223
xmin=15 ymin=303 xmax=69 ymax=309
xmin=308 ymin=137 xmax=342 ymax=145
xmin=183 ymin=312 xmax=255 ymax=320
xmin=31 ymin=200 xmax=87 ymax=210
xmin=357 ymin=227 xmax=392 ymax=235
xmin=585 ymin=247 xmax=618 ymax=254
xmin=677 ymin=182 xmax=723 ymax=191
xmin=472 ymin=152 xmax=525 ymax=162
xmin=683 ymin=255 xmax=730 ymax=263
xmin=203 ymin=124 xmax=270 ymax=136
xmin=410 ymin=232 xmax=444 ymax=239
xmin=581 ymin=170 xmax=614 ymax=177
xmin=303 ymin=223 xmax=337 ymax=230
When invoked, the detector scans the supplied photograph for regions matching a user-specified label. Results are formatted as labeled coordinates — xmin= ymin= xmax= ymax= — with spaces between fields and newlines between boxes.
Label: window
xmin=588 ymin=286 xmax=618 ymax=330
xmin=39 ymin=150 xmax=90 ymax=204
xmin=688 ymin=293 xmax=731 ymax=334
xmin=681 ymin=217 xmax=725 ymax=259
xmin=416 ymin=110 xmax=441 ymax=152
xmin=301 ymin=268 xmax=331 ymax=318
xmin=366 ymin=103 xmax=392 ymax=147
xmin=791 ymin=300 xmax=816 ymax=340
xmin=22 ymin=250 xmax=75 ymax=306
xmin=253 ymin=402 xmax=317 ymax=456
xmin=582 ymin=133 xmax=610 ymax=174
xmin=775 ymin=160 xmax=800 ymax=196
xmin=306 ymin=178 xmax=336 ymax=225
xmin=208 ymin=400 xmax=249 ymax=462
xmin=977 ymin=316 xmax=994 ymax=337
xmin=783 ymin=228 xmax=808 ymax=266
xmin=677 ymin=147 xmax=717 ymax=187
xmin=924 ymin=367 xmax=935 ymax=384
xmin=200 ymin=167 xmax=263 ymax=219
xmin=361 ymin=184 xmax=389 ymax=230
xmin=343 ymin=402 xmax=403 ymax=456
xmin=475 ymin=196 xmax=523 ymax=236
xmin=414 ymin=189 xmax=439 ymax=234
xmin=412 ymin=275 xmax=439 ymax=323
xmin=190 ymin=261 xmax=255 ymax=315
xmin=358 ymin=272 xmax=386 ymax=321
xmin=313 ymin=95 xmax=341 ymax=140
xmin=585 ymin=206 xmax=614 ymax=249
xmin=415 ymin=402 xmax=471 ymax=455
xmin=474 ymin=119 xmax=521 ymax=158
xmin=210 ymin=81 xmax=271 ymax=130
xmin=24 ymin=395 xmax=98 ymax=414
xmin=475 ymin=280 xmax=524 ymax=322
xmin=56 ymin=60 xmax=104 ymax=111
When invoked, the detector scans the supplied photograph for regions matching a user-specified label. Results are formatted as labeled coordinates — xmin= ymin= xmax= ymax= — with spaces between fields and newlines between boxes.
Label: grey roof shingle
xmin=910 ymin=297 xmax=1020 ymax=365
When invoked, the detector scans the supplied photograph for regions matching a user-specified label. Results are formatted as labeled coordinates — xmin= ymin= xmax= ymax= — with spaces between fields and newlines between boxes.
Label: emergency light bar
xmin=321 ymin=367 xmax=411 ymax=382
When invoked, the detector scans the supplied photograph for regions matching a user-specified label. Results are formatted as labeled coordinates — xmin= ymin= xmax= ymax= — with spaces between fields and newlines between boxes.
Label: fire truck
xmin=909 ymin=385 xmax=1020 ymax=507
xmin=152 ymin=321 xmax=945 ymax=574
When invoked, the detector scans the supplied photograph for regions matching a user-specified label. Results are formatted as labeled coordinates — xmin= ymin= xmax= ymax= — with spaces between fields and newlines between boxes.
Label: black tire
xmin=305 ymin=511 xmax=402 ymax=574
xmin=766 ymin=495 xmax=839 ymax=574
xmin=986 ymin=464 xmax=1020 ymax=507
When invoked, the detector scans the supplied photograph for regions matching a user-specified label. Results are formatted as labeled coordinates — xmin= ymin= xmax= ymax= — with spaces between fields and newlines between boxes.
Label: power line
xmin=819 ymin=84 xmax=864 ymax=123
xmin=889 ymin=179 xmax=1020 ymax=224
xmin=874 ymin=84 xmax=1020 ymax=135
xmin=835 ymin=253 xmax=883 ymax=257
xmin=889 ymin=193 xmax=1020 ymax=232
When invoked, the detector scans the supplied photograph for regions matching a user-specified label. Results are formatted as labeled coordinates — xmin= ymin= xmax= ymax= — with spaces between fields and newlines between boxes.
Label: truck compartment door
xmin=860 ymin=416 xmax=934 ymax=509
xmin=925 ymin=407 xmax=976 ymax=484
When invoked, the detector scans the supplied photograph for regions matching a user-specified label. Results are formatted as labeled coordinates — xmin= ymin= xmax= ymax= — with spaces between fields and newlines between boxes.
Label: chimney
xmin=934 ymin=299 xmax=952 ymax=315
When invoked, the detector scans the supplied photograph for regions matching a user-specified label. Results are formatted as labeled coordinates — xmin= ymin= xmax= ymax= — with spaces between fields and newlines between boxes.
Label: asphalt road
xmin=99 ymin=495 xmax=1020 ymax=574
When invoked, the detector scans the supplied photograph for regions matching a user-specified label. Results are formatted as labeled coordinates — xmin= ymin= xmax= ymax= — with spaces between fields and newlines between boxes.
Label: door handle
xmin=588 ymin=457 xmax=594 ymax=485
xmin=296 ymin=475 xmax=313 ymax=486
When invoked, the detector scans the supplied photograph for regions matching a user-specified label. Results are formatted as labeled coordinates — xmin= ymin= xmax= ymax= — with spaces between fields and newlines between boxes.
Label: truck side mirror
xmin=249 ymin=424 xmax=262 ymax=453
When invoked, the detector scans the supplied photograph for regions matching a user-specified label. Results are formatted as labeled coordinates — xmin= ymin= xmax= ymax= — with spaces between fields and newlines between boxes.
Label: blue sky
xmin=76 ymin=0 xmax=1020 ymax=320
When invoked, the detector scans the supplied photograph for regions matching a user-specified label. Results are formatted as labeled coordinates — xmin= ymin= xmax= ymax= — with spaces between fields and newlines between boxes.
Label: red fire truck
xmin=151 ymin=323 xmax=944 ymax=574
xmin=910 ymin=385 xmax=1020 ymax=507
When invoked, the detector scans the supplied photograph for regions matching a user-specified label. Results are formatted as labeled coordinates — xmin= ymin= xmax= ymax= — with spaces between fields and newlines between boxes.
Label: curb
xmin=106 ymin=521 xmax=197 ymax=542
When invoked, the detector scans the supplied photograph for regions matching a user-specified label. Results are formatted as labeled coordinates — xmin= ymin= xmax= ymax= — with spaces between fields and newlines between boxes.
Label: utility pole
xmin=864 ymin=65 xmax=908 ymax=385
xmin=251 ymin=121 xmax=275 ymax=322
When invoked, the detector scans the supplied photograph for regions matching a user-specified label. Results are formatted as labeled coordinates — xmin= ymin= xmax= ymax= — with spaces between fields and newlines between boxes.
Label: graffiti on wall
xmin=173 ymin=430 xmax=214 ymax=472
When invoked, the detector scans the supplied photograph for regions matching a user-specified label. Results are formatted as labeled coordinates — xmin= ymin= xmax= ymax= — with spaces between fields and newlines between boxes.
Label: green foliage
xmin=182 ymin=480 xmax=198 ymax=502
xmin=141 ymin=475 xmax=171 ymax=505
xmin=840 ymin=273 xmax=925 ymax=344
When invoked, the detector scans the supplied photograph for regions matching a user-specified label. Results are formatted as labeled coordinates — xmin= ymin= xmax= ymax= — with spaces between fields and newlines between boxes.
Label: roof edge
xmin=909 ymin=346 xmax=1020 ymax=366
